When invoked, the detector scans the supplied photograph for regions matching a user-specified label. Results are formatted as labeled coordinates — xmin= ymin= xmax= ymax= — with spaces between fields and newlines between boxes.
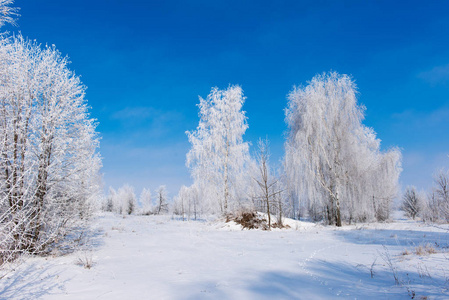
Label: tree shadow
xmin=0 ymin=224 xmax=104 ymax=299
xmin=0 ymin=261 xmax=72 ymax=299
xmin=334 ymin=228 xmax=449 ymax=248
xmin=180 ymin=259 xmax=447 ymax=299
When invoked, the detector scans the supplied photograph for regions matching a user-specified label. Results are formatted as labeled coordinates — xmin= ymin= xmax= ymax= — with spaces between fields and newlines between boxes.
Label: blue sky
xmin=11 ymin=0 xmax=449 ymax=196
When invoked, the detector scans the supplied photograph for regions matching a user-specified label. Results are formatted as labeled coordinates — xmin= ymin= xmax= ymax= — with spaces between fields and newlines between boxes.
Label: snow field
xmin=1 ymin=213 xmax=448 ymax=299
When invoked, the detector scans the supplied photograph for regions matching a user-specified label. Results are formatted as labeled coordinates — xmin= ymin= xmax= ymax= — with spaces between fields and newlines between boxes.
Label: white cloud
xmin=391 ymin=106 xmax=449 ymax=128
xmin=418 ymin=63 xmax=449 ymax=86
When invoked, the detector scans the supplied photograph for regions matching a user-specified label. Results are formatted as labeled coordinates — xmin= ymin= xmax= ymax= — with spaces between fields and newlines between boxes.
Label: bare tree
xmin=155 ymin=185 xmax=169 ymax=215
xmin=252 ymin=138 xmax=282 ymax=229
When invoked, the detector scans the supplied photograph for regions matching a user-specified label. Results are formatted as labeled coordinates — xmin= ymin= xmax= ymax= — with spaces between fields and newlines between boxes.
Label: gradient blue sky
xmin=10 ymin=0 xmax=449 ymax=196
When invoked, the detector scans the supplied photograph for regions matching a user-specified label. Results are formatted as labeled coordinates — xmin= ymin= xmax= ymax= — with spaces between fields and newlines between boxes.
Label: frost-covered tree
xmin=433 ymin=171 xmax=449 ymax=221
xmin=186 ymin=85 xmax=251 ymax=214
xmin=0 ymin=0 xmax=18 ymax=27
xmin=422 ymin=170 xmax=449 ymax=222
xmin=139 ymin=188 xmax=152 ymax=215
xmin=173 ymin=185 xmax=206 ymax=220
xmin=173 ymin=184 xmax=201 ymax=220
xmin=155 ymin=185 xmax=169 ymax=215
xmin=173 ymin=185 xmax=188 ymax=220
xmin=105 ymin=185 xmax=137 ymax=215
xmin=118 ymin=185 xmax=137 ymax=215
xmin=186 ymin=184 xmax=200 ymax=220
xmin=104 ymin=187 xmax=116 ymax=212
xmin=401 ymin=186 xmax=421 ymax=220
xmin=282 ymin=156 xmax=301 ymax=220
xmin=285 ymin=72 xmax=401 ymax=226
xmin=0 ymin=35 xmax=101 ymax=259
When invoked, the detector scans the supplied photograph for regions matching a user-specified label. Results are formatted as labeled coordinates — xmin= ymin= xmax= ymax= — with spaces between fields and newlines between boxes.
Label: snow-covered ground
xmin=1 ymin=212 xmax=448 ymax=299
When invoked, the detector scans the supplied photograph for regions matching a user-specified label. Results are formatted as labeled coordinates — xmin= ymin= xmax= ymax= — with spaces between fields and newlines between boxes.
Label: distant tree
xmin=187 ymin=184 xmax=200 ymax=220
xmin=105 ymin=187 xmax=116 ymax=212
xmin=139 ymin=188 xmax=152 ymax=215
xmin=104 ymin=185 xmax=138 ymax=215
xmin=401 ymin=186 xmax=421 ymax=220
xmin=119 ymin=185 xmax=137 ymax=215
xmin=423 ymin=170 xmax=449 ymax=222
xmin=173 ymin=184 xmax=201 ymax=220
xmin=433 ymin=171 xmax=449 ymax=221
xmin=285 ymin=72 xmax=401 ymax=226
xmin=173 ymin=185 xmax=205 ymax=220
xmin=155 ymin=185 xmax=169 ymax=215
xmin=173 ymin=185 xmax=188 ymax=220
xmin=186 ymin=85 xmax=251 ymax=214
xmin=422 ymin=191 xmax=439 ymax=223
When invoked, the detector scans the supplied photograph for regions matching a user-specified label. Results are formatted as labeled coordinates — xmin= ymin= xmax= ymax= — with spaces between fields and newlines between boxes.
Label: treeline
xmin=103 ymin=185 xmax=169 ymax=216
xmin=402 ymin=171 xmax=449 ymax=223
xmin=103 ymin=184 xmax=198 ymax=221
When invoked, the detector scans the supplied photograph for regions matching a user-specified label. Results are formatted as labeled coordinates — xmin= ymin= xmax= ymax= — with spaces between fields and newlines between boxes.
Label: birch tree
xmin=285 ymin=72 xmax=401 ymax=226
xmin=186 ymin=85 xmax=250 ymax=214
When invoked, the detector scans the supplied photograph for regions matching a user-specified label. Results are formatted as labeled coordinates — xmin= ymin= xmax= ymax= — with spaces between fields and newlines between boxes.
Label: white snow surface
xmin=1 ymin=212 xmax=449 ymax=299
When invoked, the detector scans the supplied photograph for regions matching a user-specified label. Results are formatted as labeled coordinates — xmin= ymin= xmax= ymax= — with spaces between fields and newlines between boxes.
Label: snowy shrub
xmin=415 ymin=244 xmax=437 ymax=256
xmin=76 ymin=252 xmax=94 ymax=269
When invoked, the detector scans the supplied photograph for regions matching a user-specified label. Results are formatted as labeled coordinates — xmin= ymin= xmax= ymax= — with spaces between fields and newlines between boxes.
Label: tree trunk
xmin=266 ymin=193 xmax=271 ymax=230
xmin=223 ymin=140 xmax=229 ymax=214
xmin=28 ymin=137 xmax=52 ymax=252
xmin=335 ymin=194 xmax=342 ymax=227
